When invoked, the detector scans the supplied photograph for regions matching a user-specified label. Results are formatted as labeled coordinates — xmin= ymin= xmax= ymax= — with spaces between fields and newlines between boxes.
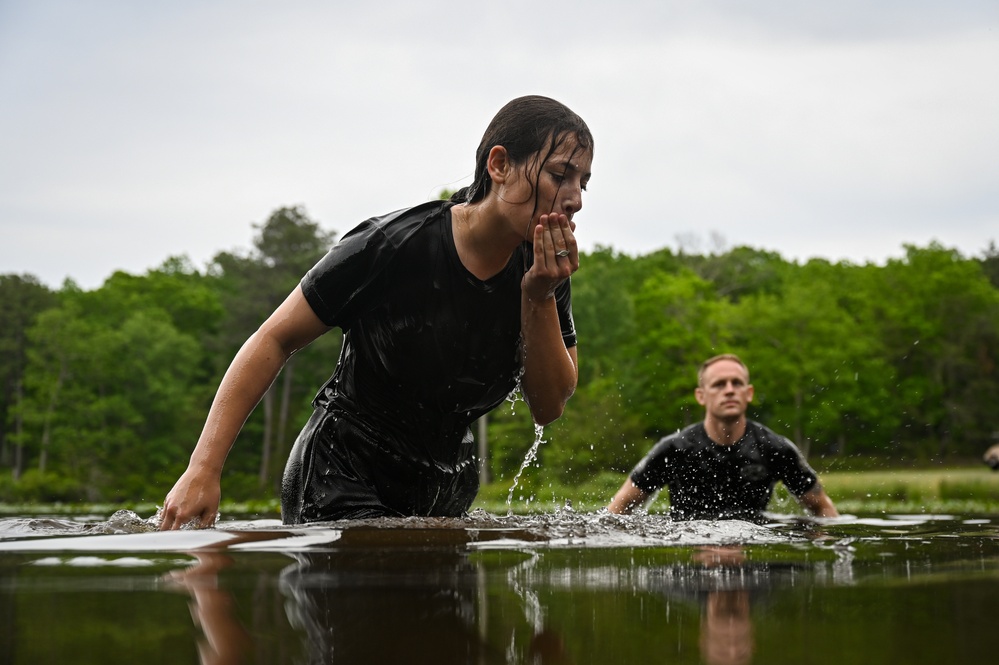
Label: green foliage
xmin=852 ymin=244 xmax=999 ymax=454
xmin=681 ymin=245 xmax=789 ymax=300
xmin=205 ymin=206 xmax=341 ymax=488
xmin=11 ymin=292 xmax=206 ymax=500
xmin=3 ymin=469 xmax=85 ymax=502
xmin=220 ymin=471 xmax=271 ymax=502
xmin=939 ymin=478 xmax=999 ymax=501
xmin=569 ymin=246 xmax=640 ymax=386
xmin=627 ymin=267 xmax=733 ymax=434
xmin=483 ymin=395 xmax=537 ymax=483
xmin=473 ymin=467 xmax=999 ymax=516
xmin=542 ymin=376 xmax=646 ymax=482
xmin=729 ymin=260 xmax=898 ymax=456
xmin=980 ymin=241 xmax=999 ymax=288
xmin=0 ymin=274 xmax=57 ymax=468
xmin=1 ymin=216 xmax=997 ymax=507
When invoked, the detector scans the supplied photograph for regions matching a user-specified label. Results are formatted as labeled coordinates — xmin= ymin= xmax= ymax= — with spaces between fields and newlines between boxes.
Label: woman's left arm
xmin=520 ymin=213 xmax=579 ymax=425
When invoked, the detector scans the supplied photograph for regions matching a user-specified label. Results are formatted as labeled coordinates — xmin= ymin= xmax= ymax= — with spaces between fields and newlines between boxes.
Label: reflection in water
xmin=692 ymin=547 xmax=755 ymax=665
xmin=279 ymin=548 xmax=495 ymax=664
xmin=251 ymin=526 xmax=822 ymax=664
xmin=161 ymin=528 xmax=581 ymax=665
xmin=2 ymin=513 xmax=998 ymax=664
xmin=163 ymin=551 xmax=251 ymax=665
xmin=701 ymin=589 xmax=753 ymax=665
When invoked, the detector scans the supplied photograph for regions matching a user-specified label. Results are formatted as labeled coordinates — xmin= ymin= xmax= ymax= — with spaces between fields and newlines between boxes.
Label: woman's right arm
xmin=159 ymin=286 xmax=331 ymax=530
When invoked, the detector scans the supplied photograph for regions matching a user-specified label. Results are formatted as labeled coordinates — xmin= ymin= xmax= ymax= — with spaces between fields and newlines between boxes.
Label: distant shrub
xmin=11 ymin=470 xmax=86 ymax=503
xmin=222 ymin=472 xmax=273 ymax=502
xmin=821 ymin=478 xmax=911 ymax=502
xmin=939 ymin=479 xmax=999 ymax=501
xmin=0 ymin=474 xmax=13 ymax=502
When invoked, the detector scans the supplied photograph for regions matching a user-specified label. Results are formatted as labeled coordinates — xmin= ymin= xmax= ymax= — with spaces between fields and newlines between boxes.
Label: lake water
xmin=1 ymin=509 xmax=996 ymax=664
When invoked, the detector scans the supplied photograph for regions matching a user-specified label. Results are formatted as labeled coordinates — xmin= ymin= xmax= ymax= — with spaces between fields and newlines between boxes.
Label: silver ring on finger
xmin=556 ymin=249 xmax=570 ymax=257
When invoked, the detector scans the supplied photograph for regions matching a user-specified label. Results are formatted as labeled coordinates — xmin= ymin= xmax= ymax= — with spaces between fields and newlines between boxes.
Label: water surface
xmin=1 ymin=509 xmax=996 ymax=664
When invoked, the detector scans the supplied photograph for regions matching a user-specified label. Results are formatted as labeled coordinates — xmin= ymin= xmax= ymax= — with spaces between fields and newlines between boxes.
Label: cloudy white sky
xmin=1 ymin=1 xmax=997 ymax=290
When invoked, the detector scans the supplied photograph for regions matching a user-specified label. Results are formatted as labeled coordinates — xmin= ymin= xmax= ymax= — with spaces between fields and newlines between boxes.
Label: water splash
xmin=504 ymin=381 xmax=524 ymax=413
xmin=506 ymin=424 xmax=547 ymax=513
xmin=13 ymin=508 xmax=984 ymax=552
xmin=0 ymin=509 xmax=218 ymax=541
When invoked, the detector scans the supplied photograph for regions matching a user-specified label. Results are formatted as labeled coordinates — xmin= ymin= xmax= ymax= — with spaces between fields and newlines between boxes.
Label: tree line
xmin=2 ymin=206 xmax=997 ymax=503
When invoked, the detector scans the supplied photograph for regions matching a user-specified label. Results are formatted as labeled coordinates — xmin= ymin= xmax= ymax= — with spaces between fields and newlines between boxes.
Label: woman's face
xmin=498 ymin=135 xmax=592 ymax=237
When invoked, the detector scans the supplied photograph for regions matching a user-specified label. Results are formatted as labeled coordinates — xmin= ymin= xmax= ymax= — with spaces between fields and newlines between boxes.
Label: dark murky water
xmin=1 ymin=509 xmax=996 ymax=664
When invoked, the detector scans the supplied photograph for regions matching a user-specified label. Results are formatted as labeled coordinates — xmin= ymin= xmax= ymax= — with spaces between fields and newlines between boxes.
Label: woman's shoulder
xmin=341 ymin=200 xmax=451 ymax=245
xmin=307 ymin=200 xmax=450 ymax=277
xmin=300 ymin=201 xmax=458 ymax=327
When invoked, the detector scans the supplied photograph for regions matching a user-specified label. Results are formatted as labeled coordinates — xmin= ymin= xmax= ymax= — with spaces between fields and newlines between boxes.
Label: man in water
xmin=607 ymin=354 xmax=839 ymax=520
xmin=984 ymin=444 xmax=999 ymax=470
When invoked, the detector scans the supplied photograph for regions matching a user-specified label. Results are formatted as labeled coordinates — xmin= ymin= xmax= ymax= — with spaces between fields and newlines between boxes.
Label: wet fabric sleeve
xmin=301 ymin=201 xmax=576 ymax=351
xmin=766 ymin=434 xmax=819 ymax=497
xmin=629 ymin=435 xmax=676 ymax=493
xmin=300 ymin=202 xmax=441 ymax=328
xmin=554 ymin=279 xmax=577 ymax=349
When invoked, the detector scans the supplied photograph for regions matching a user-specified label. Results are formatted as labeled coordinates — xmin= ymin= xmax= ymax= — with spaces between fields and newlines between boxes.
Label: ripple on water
xmin=0 ymin=507 xmax=797 ymax=552
xmin=12 ymin=508 xmax=994 ymax=555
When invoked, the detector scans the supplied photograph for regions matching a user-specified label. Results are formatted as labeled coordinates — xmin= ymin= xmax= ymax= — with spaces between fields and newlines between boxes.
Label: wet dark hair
xmin=449 ymin=95 xmax=593 ymax=209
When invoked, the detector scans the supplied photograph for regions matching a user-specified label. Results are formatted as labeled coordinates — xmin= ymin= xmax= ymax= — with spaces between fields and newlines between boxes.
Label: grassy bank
xmin=471 ymin=467 xmax=999 ymax=516
xmin=2 ymin=467 xmax=998 ymax=519
xmin=816 ymin=467 xmax=999 ymax=515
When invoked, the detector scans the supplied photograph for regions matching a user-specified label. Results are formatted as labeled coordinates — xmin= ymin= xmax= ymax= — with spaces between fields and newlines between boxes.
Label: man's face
xmin=695 ymin=359 xmax=754 ymax=422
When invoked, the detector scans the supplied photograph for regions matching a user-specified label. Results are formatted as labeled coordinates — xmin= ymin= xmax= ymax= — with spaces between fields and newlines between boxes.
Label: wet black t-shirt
xmin=629 ymin=421 xmax=818 ymax=521
xmin=289 ymin=200 xmax=575 ymax=518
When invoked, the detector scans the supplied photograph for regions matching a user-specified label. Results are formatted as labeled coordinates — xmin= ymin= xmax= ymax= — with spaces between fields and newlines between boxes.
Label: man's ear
xmin=694 ymin=387 xmax=706 ymax=406
xmin=746 ymin=385 xmax=755 ymax=403
xmin=486 ymin=145 xmax=511 ymax=183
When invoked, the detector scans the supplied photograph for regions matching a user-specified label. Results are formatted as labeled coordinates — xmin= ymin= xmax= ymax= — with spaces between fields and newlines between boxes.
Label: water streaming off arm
xmin=506 ymin=423 xmax=547 ymax=514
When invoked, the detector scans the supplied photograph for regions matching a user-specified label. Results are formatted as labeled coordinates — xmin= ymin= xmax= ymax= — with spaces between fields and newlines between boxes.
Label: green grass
xmin=3 ymin=467 xmax=999 ymax=519
xmin=817 ymin=467 xmax=999 ymax=515
xmin=472 ymin=466 xmax=999 ymax=516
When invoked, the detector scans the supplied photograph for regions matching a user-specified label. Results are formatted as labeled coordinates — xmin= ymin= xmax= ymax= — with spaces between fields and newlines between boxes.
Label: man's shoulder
xmin=747 ymin=420 xmax=799 ymax=451
xmin=632 ymin=423 xmax=705 ymax=483
xmin=655 ymin=422 xmax=709 ymax=450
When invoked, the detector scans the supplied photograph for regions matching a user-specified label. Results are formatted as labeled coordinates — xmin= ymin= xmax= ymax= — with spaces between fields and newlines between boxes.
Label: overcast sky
xmin=1 ymin=1 xmax=997 ymax=290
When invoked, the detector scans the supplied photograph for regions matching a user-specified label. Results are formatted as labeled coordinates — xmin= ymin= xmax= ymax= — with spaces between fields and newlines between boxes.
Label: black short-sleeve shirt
xmin=300 ymin=200 xmax=576 ymax=468
xmin=629 ymin=421 xmax=819 ymax=520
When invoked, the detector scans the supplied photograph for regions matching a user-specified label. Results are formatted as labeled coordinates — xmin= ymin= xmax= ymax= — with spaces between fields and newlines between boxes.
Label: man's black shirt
xmin=629 ymin=421 xmax=819 ymax=520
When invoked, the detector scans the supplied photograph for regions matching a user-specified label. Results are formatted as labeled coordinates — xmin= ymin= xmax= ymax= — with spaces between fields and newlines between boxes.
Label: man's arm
xmin=608 ymin=479 xmax=651 ymax=515
xmin=797 ymin=485 xmax=839 ymax=517
xmin=983 ymin=443 xmax=999 ymax=470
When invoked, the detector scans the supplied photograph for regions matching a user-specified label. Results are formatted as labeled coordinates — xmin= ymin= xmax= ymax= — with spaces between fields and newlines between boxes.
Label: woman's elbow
xmin=529 ymin=388 xmax=575 ymax=426
xmin=533 ymin=407 xmax=563 ymax=427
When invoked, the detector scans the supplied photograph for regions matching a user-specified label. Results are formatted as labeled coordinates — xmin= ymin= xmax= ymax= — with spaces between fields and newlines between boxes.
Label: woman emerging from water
xmin=159 ymin=95 xmax=593 ymax=529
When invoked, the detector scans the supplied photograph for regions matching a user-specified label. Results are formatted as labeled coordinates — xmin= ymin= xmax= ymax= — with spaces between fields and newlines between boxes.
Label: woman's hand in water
xmin=523 ymin=213 xmax=578 ymax=302
xmin=159 ymin=467 xmax=222 ymax=530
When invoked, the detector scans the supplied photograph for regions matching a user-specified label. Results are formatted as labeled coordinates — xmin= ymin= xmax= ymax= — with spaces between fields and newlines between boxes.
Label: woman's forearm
xmin=160 ymin=287 xmax=330 ymax=530
xmin=187 ymin=329 xmax=292 ymax=473
xmin=519 ymin=293 xmax=578 ymax=425
xmin=189 ymin=286 xmax=331 ymax=472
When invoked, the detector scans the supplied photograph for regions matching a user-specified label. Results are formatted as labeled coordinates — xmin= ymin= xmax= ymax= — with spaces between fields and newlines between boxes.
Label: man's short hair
xmin=698 ymin=354 xmax=750 ymax=386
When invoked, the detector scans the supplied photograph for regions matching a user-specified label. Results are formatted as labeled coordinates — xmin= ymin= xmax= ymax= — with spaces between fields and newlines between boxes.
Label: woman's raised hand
xmin=523 ymin=213 xmax=578 ymax=301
